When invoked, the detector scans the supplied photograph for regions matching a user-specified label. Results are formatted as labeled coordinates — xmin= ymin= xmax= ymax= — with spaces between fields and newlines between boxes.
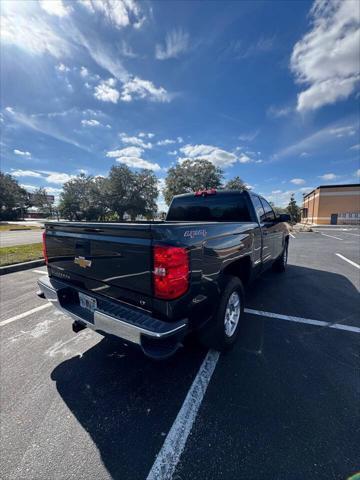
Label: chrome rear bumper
xmin=38 ymin=276 xmax=187 ymax=355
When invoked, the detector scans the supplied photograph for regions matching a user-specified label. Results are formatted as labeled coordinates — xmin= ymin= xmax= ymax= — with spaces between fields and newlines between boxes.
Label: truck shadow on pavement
xmin=51 ymin=264 xmax=359 ymax=480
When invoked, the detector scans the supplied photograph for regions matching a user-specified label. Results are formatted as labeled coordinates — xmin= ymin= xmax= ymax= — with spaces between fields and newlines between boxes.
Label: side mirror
xmin=277 ymin=213 xmax=291 ymax=222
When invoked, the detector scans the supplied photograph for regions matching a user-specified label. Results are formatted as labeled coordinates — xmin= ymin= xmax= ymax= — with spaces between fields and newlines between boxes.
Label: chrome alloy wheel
xmin=224 ymin=291 xmax=241 ymax=337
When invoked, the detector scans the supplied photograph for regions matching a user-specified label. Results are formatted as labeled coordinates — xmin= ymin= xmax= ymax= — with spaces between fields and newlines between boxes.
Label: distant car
xmin=38 ymin=190 xmax=290 ymax=358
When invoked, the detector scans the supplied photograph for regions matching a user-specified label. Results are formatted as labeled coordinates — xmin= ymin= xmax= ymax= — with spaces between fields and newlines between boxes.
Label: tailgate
xmin=45 ymin=223 xmax=153 ymax=301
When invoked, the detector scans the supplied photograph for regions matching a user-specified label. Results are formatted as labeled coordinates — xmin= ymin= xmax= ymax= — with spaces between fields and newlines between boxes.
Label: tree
xmin=163 ymin=159 xmax=223 ymax=205
xmin=0 ymin=172 xmax=28 ymax=220
xmin=59 ymin=174 xmax=94 ymax=221
xmin=30 ymin=187 xmax=53 ymax=217
xmin=225 ymin=176 xmax=247 ymax=191
xmin=127 ymin=170 xmax=158 ymax=220
xmin=107 ymin=165 xmax=136 ymax=220
xmin=286 ymin=194 xmax=301 ymax=223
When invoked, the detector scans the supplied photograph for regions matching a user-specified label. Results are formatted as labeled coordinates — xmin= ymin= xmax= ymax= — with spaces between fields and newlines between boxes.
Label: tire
xmin=198 ymin=275 xmax=245 ymax=352
xmin=272 ymin=239 xmax=289 ymax=273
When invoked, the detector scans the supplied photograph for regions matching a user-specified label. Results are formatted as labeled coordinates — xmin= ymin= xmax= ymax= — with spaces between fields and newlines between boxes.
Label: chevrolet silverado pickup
xmin=38 ymin=190 xmax=290 ymax=358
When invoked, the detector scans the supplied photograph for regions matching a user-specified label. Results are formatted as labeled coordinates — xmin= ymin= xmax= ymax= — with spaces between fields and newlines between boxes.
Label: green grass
xmin=0 ymin=224 xmax=42 ymax=232
xmin=0 ymin=243 xmax=44 ymax=266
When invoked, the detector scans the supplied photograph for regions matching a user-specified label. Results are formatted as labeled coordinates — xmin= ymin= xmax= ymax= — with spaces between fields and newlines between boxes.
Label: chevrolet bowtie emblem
xmin=74 ymin=256 xmax=92 ymax=268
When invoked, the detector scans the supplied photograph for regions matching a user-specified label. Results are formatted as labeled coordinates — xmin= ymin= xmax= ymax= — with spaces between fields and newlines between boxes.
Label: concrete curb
xmin=0 ymin=259 xmax=45 ymax=276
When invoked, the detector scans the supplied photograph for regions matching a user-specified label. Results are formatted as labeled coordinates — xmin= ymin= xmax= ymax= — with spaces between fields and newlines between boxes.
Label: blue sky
xmin=1 ymin=0 xmax=359 ymax=209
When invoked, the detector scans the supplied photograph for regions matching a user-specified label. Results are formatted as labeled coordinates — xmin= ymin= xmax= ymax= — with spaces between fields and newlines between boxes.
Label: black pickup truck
xmin=38 ymin=189 xmax=290 ymax=358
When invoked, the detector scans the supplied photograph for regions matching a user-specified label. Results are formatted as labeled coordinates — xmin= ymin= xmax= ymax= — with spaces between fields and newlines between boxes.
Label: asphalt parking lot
xmin=1 ymin=229 xmax=359 ymax=480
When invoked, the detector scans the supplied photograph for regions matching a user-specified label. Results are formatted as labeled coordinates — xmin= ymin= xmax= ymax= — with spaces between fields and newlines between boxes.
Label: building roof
xmin=303 ymin=183 xmax=360 ymax=199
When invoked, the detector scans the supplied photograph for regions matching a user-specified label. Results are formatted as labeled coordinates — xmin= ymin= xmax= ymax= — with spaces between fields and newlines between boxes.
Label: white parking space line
xmin=0 ymin=303 xmax=51 ymax=327
xmin=146 ymin=349 xmax=220 ymax=480
xmin=32 ymin=269 xmax=48 ymax=274
xmin=245 ymin=308 xmax=360 ymax=334
xmin=321 ymin=233 xmax=343 ymax=240
xmin=289 ymin=233 xmax=296 ymax=239
xmin=335 ymin=253 xmax=360 ymax=270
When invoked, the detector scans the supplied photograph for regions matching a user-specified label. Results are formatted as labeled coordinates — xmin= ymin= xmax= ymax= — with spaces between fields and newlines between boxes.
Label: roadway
xmin=0 ymin=230 xmax=43 ymax=247
xmin=1 ymin=230 xmax=359 ymax=480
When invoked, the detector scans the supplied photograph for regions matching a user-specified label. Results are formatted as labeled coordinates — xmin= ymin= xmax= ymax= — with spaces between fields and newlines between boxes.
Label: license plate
xmin=79 ymin=292 xmax=97 ymax=312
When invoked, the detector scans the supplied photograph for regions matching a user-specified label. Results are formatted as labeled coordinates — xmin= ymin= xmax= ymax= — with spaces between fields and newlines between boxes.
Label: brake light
xmin=42 ymin=231 xmax=48 ymax=264
xmin=153 ymin=246 xmax=189 ymax=299
xmin=194 ymin=188 xmax=217 ymax=196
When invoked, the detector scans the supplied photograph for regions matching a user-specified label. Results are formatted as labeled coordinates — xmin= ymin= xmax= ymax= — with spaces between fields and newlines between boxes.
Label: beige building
xmin=301 ymin=184 xmax=360 ymax=225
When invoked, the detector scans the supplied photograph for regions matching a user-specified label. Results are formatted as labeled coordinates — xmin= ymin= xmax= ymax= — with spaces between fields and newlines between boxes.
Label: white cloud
xmin=116 ymin=157 xmax=161 ymax=171
xmin=81 ymin=119 xmax=101 ymax=127
xmin=238 ymin=153 xmax=251 ymax=164
xmin=5 ymin=107 xmax=90 ymax=151
xmin=119 ymin=133 xmax=152 ymax=149
xmin=43 ymin=171 xmax=73 ymax=184
xmin=350 ymin=143 xmax=360 ymax=150
xmin=273 ymin=120 xmax=359 ymax=160
xmin=179 ymin=144 xmax=262 ymax=167
xmin=107 ymin=146 xmax=144 ymax=158
xmin=13 ymin=149 xmax=31 ymax=157
xmin=39 ymin=0 xmax=71 ymax=17
xmin=300 ymin=152 xmax=310 ymax=157
xmin=120 ymin=76 xmax=171 ymax=103
xmin=56 ymin=63 xmax=70 ymax=73
xmin=157 ymin=139 xmax=176 ymax=146
xmin=319 ymin=173 xmax=338 ymax=180
xmin=20 ymin=184 xmax=37 ymax=192
xmin=355 ymin=169 xmax=360 ymax=177
xmin=179 ymin=144 xmax=238 ymax=167
xmin=138 ymin=132 xmax=154 ymax=138
xmin=121 ymin=41 xmax=138 ymax=58
xmin=94 ymin=79 xmax=120 ymax=103
xmin=12 ymin=169 xmax=41 ymax=178
xmin=168 ymin=150 xmax=178 ymax=156
xmin=291 ymin=0 xmax=360 ymax=112
xmin=155 ymin=29 xmax=189 ymax=60
xmin=267 ymin=105 xmax=293 ymax=118
xmin=80 ymin=66 xmax=89 ymax=77
xmin=329 ymin=125 xmax=356 ymax=137
xmin=290 ymin=178 xmax=306 ymax=185
xmin=1 ymin=2 xmax=70 ymax=58
xmin=79 ymin=0 xmax=145 ymax=29
xmin=238 ymin=130 xmax=259 ymax=142
xmin=177 ymin=136 xmax=184 ymax=143
xmin=226 ymin=36 xmax=275 ymax=60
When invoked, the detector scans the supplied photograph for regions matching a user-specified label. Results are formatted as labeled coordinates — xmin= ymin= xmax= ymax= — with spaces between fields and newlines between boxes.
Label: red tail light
xmin=153 ymin=246 xmax=189 ymax=299
xmin=42 ymin=231 xmax=48 ymax=264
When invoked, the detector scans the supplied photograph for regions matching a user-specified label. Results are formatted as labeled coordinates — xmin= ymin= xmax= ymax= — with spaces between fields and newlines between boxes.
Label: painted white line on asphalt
xmin=0 ymin=303 xmax=51 ymax=327
xmin=146 ymin=349 xmax=220 ymax=480
xmin=335 ymin=253 xmax=360 ymax=270
xmin=321 ymin=233 xmax=343 ymax=240
xmin=245 ymin=308 xmax=360 ymax=334
xmin=289 ymin=233 xmax=296 ymax=239
xmin=32 ymin=269 xmax=47 ymax=274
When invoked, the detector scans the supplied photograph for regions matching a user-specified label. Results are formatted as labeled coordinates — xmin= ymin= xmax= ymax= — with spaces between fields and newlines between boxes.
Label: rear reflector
xmin=153 ymin=246 xmax=189 ymax=300
xmin=42 ymin=231 xmax=48 ymax=264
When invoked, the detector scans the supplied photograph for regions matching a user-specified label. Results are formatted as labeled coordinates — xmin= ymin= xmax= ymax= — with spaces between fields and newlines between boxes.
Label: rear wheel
xmin=198 ymin=275 xmax=244 ymax=351
xmin=272 ymin=239 xmax=288 ymax=272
